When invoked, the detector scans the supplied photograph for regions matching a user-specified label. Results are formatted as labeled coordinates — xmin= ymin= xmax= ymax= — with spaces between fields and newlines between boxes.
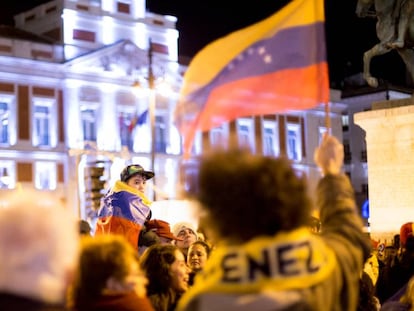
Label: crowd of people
xmin=1 ymin=134 xmax=414 ymax=311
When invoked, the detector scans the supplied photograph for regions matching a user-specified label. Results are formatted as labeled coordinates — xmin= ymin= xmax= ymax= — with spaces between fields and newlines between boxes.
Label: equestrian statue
xmin=356 ymin=0 xmax=414 ymax=87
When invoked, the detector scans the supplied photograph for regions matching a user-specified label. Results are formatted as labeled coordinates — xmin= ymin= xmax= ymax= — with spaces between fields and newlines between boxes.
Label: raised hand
xmin=314 ymin=134 xmax=344 ymax=176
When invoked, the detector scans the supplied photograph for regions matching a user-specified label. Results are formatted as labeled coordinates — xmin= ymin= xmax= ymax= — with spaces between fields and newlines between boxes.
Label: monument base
xmin=355 ymin=97 xmax=414 ymax=244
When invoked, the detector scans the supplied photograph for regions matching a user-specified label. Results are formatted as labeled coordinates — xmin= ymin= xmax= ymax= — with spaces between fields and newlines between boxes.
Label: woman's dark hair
xmin=188 ymin=240 xmax=211 ymax=258
xmin=140 ymin=244 xmax=182 ymax=311
xmin=68 ymin=235 xmax=138 ymax=308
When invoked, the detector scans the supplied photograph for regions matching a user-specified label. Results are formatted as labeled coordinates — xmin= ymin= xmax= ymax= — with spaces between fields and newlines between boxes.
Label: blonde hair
xmin=0 ymin=197 xmax=79 ymax=303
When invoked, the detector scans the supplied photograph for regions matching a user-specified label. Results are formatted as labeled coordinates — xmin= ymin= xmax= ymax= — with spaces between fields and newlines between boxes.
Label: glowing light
xmin=150 ymin=200 xmax=199 ymax=229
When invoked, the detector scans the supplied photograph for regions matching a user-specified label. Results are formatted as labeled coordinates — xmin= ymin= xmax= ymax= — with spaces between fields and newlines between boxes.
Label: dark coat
xmin=72 ymin=291 xmax=155 ymax=311
xmin=0 ymin=293 xmax=68 ymax=311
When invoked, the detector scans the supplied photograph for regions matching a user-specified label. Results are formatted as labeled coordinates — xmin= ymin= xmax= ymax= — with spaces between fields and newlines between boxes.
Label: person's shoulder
xmin=380 ymin=300 xmax=410 ymax=311
xmin=0 ymin=292 xmax=69 ymax=311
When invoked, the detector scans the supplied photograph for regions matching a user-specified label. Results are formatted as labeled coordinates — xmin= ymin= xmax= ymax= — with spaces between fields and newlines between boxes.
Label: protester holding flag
xmin=175 ymin=134 xmax=371 ymax=311
xmin=95 ymin=164 xmax=155 ymax=250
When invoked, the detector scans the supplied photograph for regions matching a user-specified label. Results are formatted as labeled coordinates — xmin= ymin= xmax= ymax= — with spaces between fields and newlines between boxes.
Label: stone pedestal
xmin=354 ymin=98 xmax=414 ymax=242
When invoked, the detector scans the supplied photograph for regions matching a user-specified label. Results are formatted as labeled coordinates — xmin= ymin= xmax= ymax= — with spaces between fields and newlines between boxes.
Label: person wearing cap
xmin=120 ymin=164 xmax=155 ymax=194
xmin=147 ymin=219 xmax=183 ymax=245
xmin=95 ymin=164 xmax=155 ymax=250
xmin=172 ymin=222 xmax=198 ymax=260
xmin=138 ymin=219 xmax=183 ymax=256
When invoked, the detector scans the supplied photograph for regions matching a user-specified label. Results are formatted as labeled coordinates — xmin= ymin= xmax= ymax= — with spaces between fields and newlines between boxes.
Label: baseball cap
xmin=120 ymin=164 xmax=154 ymax=182
xmin=146 ymin=219 xmax=183 ymax=241
xmin=400 ymin=222 xmax=414 ymax=248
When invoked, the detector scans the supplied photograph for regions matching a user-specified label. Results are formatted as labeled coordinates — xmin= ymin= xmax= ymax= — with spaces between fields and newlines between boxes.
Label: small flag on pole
xmin=174 ymin=0 xmax=329 ymax=157
xmin=128 ymin=109 xmax=149 ymax=133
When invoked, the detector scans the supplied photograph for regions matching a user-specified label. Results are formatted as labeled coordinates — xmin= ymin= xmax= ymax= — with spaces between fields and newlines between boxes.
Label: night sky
xmin=0 ymin=0 xmax=409 ymax=88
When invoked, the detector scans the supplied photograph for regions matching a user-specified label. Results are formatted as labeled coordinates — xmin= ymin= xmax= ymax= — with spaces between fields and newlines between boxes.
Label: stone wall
xmin=354 ymin=98 xmax=414 ymax=243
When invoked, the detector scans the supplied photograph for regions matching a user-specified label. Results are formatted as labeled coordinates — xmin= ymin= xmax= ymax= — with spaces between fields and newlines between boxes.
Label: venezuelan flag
xmin=174 ymin=0 xmax=329 ymax=156
xmin=95 ymin=180 xmax=152 ymax=248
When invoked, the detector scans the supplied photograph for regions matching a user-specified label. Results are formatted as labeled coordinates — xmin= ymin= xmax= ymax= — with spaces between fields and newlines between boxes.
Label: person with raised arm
xmin=176 ymin=134 xmax=372 ymax=311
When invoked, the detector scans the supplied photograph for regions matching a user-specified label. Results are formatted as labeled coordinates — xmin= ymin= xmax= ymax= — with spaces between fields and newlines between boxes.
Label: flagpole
xmin=325 ymin=102 xmax=331 ymax=134
xmin=148 ymin=38 xmax=157 ymax=201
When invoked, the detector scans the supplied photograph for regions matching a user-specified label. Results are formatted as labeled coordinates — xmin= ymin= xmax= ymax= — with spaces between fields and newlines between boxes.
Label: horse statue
xmin=356 ymin=0 xmax=414 ymax=87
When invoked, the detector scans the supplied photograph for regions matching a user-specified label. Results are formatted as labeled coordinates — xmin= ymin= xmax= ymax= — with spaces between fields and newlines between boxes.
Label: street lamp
xmin=132 ymin=39 xmax=158 ymax=200
xmin=147 ymin=39 xmax=157 ymax=200
xmin=133 ymin=38 xmax=181 ymax=201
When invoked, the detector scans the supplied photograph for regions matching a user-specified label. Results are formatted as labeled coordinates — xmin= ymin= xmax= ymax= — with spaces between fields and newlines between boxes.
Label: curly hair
xmin=140 ymin=244 xmax=182 ymax=311
xmin=189 ymin=148 xmax=312 ymax=243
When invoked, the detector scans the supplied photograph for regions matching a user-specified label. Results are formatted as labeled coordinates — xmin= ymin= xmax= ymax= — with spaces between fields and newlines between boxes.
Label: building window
xmin=0 ymin=101 xmax=9 ymax=145
xmin=210 ymin=123 xmax=228 ymax=148
xmin=117 ymin=1 xmax=130 ymax=14
xmin=73 ymin=29 xmax=96 ymax=42
xmin=35 ymin=161 xmax=57 ymax=190
xmin=342 ymin=114 xmax=349 ymax=132
xmin=0 ymin=94 xmax=15 ymax=146
xmin=237 ymin=118 xmax=254 ymax=152
xmin=81 ymin=107 xmax=97 ymax=142
xmin=286 ymin=123 xmax=302 ymax=162
xmin=34 ymin=105 xmax=50 ymax=146
xmin=155 ymin=115 xmax=167 ymax=153
xmin=0 ymin=161 xmax=14 ymax=189
xmin=263 ymin=120 xmax=279 ymax=156
xmin=166 ymin=124 xmax=181 ymax=155
xmin=118 ymin=110 xmax=136 ymax=151
xmin=151 ymin=42 xmax=169 ymax=55
xmin=33 ymin=98 xmax=56 ymax=148
xmin=183 ymin=166 xmax=199 ymax=193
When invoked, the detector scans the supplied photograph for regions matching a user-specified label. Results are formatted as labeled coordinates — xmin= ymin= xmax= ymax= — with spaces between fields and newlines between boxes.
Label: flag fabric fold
xmin=174 ymin=0 xmax=329 ymax=156
xmin=95 ymin=180 xmax=152 ymax=248
xmin=128 ymin=109 xmax=149 ymax=133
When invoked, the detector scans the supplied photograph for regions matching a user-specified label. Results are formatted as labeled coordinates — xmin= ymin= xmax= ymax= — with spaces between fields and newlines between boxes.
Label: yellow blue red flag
xmin=174 ymin=0 xmax=329 ymax=156
xmin=95 ymin=180 xmax=152 ymax=248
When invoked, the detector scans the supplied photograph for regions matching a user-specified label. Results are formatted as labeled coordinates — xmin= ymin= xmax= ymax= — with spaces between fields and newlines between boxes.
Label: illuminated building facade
xmin=0 ymin=0 xmax=184 ymax=218
xmin=0 ymin=0 xmax=348 ymax=224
